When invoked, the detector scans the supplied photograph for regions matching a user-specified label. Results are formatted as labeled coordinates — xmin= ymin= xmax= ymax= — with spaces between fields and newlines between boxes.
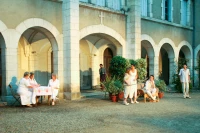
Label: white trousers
xmin=52 ymin=89 xmax=59 ymax=100
xmin=182 ymin=82 xmax=189 ymax=97
xmin=132 ymin=84 xmax=137 ymax=98
xmin=124 ymin=86 xmax=132 ymax=99
xmin=147 ymin=88 xmax=157 ymax=100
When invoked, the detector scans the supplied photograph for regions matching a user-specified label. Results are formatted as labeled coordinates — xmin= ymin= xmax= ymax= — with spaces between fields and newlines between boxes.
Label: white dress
xmin=130 ymin=69 xmax=137 ymax=98
xmin=123 ymin=73 xmax=132 ymax=98
xmin=17 ymin=78 xmax=35 ymax=105
xmin=48 ymin=79 xmax=60 ymax=100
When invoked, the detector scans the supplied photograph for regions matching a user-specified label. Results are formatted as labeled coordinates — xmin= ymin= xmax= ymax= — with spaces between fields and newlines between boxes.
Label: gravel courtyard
xmin=0 ymin=92 xmax=200 ymax=133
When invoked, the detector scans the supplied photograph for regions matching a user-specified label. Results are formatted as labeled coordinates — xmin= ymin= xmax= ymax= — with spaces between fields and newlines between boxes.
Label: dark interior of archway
xmin=0 ymin=33 xmax=3 ymax=95
xmin=141 ymin=46 xmax=149 ymax=78
xmin=104 ymin=48 xmax=113 ymax=76
xmin=160 ymin=48 xmax=169 ymax=85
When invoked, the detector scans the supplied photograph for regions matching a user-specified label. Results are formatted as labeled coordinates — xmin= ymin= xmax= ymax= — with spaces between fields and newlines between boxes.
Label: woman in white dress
xmin=130 ymin=64 xmax=139 ymax=103
xmin=48 ymin=73 xmax=60 ymax=105
xmin=123 ymin=67 xmax=132 ymax=105
xmin=29 ymin=72 xmax=40 ymax=104
xmin=145 ymin=75 xmax=157 ymax=101
xmin=17 ymin=72 xmax=35 ymax=107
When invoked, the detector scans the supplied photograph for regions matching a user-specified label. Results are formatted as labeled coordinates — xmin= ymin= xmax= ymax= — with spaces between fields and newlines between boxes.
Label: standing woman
xmin=123 ymin=67 xmax=132 ymax=105
xmin=17 ymin=72 xmax=35 ymax=107
xmin=48 ymin=73 xmax=60 ymax=105
xmin=130 ymin=64 xmax=139 ymax=103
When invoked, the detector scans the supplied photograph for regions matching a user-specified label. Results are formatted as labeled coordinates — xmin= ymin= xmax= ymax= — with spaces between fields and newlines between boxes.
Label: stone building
xmin=0 ymin=0 xmax=199 ymax=102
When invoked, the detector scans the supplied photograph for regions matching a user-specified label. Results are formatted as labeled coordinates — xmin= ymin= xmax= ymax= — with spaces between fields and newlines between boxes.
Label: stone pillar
xmin=62 ymin=0 xmax=80 ymax=100
xmin=3 ymin=48 xmax=18 ymax=95
xmin=126 ymin=0 xmax=141 ymax=59
xmin=169 ymin=57 xmax=177 ymax=84
xmin=194 ymin=58 xmax=199 ymax=87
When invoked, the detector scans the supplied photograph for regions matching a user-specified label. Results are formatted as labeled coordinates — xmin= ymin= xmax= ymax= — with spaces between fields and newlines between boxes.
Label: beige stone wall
xmin=141 ymin=19 xmax=193 ymax=46
xmin=79 ymin=6 xmax=126 ymax=39
xmin=0 ymin=0 xmax=62 ymax=32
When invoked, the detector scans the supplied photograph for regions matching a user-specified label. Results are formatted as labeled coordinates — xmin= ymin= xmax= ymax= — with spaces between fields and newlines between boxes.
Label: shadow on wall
xmin=80 ymin=68 xmax=92 ymax=90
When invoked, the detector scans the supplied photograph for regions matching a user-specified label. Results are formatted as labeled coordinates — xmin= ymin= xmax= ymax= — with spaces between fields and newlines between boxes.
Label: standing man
xmin=99 ymin=64 xmax=106 ymax=82
xmin=179 ymin=64 xmax=191 ymax=99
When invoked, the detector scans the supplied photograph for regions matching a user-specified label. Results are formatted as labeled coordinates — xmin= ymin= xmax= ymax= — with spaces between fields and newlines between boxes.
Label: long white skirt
xmin=124 ymin=86 xmax=132 ymax=98
xmin=18 ymin=88 xmax=35 ymax=105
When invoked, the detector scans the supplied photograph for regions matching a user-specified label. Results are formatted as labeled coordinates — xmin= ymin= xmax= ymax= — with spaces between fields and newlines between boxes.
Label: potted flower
xmin=155 ymin=79 xmax=167 ymax=98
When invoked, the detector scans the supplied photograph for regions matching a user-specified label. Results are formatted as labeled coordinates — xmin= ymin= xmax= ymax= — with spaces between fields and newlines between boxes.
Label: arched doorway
xmin=17 ymin=27 xmax=57 ymax=86
xmin=159 ymin=43 xmax=175 ymax=85
xmin=79 ymin=33 xmax=121 ymax=89
xmin=103 ymin=48 xmax=113 ymax=76
xmin=141 ymin=40 xmax=155 ymax=78
xmin=0 ymin=33 xmax=5 ymax=96
xmin=178 ymin=45 xmax=192 ymax=69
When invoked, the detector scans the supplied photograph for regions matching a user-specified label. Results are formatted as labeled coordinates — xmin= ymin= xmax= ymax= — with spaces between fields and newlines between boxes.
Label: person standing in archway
xmin=179 ymin=64 xmax=191 ymax=99
xmin=130 ymin=64 xmax=139 ymax=103
xmin=99 ymin=64 xmax=106 ymax=82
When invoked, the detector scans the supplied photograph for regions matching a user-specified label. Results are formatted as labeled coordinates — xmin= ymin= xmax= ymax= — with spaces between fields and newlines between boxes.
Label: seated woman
xmin=144 ymin=75 xmax=157 ymax=101
xmin=29 ymin=72 xmax=40 ymax=104
xmin=17 ymin=72 xmax=35 ymax=107
xmin=48 ymin=73 xmax=60 ymax=106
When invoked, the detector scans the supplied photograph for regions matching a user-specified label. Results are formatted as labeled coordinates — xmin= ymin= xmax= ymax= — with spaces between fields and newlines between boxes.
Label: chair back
xmin=9 ymin=84 xmax=17 ymax=96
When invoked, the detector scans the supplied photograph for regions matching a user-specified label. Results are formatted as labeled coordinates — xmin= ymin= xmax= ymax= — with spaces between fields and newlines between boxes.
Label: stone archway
xmin=141 ymin=34 xmax=156 ymax=78
xmin=14 ymin=18 xmax=63 ymax=96
xmin=158 ymin=38 xmax=177 ymax=85
xmin=80 ymin=31 xmax=123 ymax=89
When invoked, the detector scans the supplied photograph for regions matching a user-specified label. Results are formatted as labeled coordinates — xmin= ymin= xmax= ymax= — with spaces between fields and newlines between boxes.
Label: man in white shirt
xmin=179 ymin=64 xmax=191 ymax=99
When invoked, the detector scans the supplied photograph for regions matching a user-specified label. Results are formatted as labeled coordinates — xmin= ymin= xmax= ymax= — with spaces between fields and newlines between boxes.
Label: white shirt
xmin=28 ymin=78 xmax=38 ymax=86
xmin=130 ymin=69 xmax=137 ymax=85
xmin=179 ymin=68 xmax=190 ymax=83
xmin=144 ymin=80 xmax=155 ymax=91
xmin=48 ymin=79 xmax=60 ymax=89
xmin=17 ymin=78 xmax=31 ymax=94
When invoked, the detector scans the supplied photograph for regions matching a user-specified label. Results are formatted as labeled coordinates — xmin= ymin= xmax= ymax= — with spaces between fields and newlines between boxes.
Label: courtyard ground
xmin=0 ymin=91 xmax=200 ymax=133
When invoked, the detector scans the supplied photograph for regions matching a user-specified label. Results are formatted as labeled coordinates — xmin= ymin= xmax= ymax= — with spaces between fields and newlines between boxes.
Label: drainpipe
xmin=192 ymin=0 xmax=195 ymax=87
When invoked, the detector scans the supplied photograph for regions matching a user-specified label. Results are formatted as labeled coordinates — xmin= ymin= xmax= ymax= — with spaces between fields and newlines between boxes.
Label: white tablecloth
xmin=33 ymin=86 xmax=52 ymax=96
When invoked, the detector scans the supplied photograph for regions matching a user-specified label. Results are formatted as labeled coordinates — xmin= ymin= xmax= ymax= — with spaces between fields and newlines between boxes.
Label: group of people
xmin=17 ymin=72 xmax=60 ymax=107
xmin=99 ymin=63 xmax=191 ymax=106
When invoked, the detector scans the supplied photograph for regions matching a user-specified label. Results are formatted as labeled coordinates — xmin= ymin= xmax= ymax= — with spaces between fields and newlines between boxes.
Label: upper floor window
xmin=96 ymin=0 xmax=106 ymax=7
xmin=181 ymin=0 xmax=191 ymax=26
xmin=107 ymin=0 xmax=121 ymax=10
xmin=162 ymin=0 xmax=173 ymax=22
xmin=141 ymin=0 xmax=148 ymax=16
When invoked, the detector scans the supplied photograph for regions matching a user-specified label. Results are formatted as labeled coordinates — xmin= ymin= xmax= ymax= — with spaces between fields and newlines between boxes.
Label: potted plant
xmin=155 ymin=79 xmax=167 ymax=98
xmin=114 ymin=79 xmax=123 ymax=100
xmin=101 ymin=77 xmax=121 ymax=102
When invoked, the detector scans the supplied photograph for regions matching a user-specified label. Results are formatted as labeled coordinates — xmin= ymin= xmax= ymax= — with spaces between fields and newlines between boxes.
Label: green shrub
xmin=155 ymin=79 xmax=167 ymax=92
xmin=135 ymin=58 xmax=147 ymax=83
xmin=109 ymin=56 xmax=130 ymax=82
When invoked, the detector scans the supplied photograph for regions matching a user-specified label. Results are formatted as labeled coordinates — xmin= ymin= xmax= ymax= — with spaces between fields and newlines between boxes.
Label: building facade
xmin=0 ymin=0 xmax=199 ymax=102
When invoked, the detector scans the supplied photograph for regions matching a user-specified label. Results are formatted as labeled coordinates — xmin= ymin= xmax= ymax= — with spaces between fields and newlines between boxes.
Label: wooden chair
xmin=9 ymin=84 xmax=21 ymax=106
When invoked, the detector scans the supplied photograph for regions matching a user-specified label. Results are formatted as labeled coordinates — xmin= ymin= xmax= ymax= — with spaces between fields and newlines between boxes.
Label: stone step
xmin=0 ymin=102 xmax=7 ymax=106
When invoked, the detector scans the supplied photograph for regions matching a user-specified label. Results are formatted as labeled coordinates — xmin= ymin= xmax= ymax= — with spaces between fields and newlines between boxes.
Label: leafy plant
xmin=109 ymin=56 xmax=130 ymax=82
xmin=135 ymin=58 xmax=147 ymax=83
xmin=155 ymin=79 xmax=167 ymax=92
xmin=101 ymin=76 xmax=123 ymax=95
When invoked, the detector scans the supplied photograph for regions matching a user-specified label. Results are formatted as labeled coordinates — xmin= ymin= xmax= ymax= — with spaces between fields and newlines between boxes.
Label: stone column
xmin=194 ymin=58 xmax=199 ymax=87
xmin=62 ymin=0 xmax=80 ymax=100
xmin=3 ymin=48 xmax=18 ymax=96
xmin=126 ymin=0 xmax=141 ymax=59
xmin=169 ymin=57 xmax=177 ymax=84
xmin=153 ymin=56 xmax=159 ymax=79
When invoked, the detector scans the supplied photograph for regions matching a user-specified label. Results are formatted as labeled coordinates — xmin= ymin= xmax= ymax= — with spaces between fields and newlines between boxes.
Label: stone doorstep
xmin=0 ymin=102 xmax=7 ymax=106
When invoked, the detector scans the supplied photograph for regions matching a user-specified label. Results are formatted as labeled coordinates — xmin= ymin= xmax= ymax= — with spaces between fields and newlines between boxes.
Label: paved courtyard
xmin=0 ymin=92 xmax=200 ymax=133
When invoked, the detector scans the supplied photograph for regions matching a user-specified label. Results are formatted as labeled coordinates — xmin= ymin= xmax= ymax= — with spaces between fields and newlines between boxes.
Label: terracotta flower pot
xmin=111 ymin=95 xmax=118 ymax=102
xmin=118 ymin=92 xmax=124 ymax=100
xmin=158 ymin=92 xmax=164 ymax=99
